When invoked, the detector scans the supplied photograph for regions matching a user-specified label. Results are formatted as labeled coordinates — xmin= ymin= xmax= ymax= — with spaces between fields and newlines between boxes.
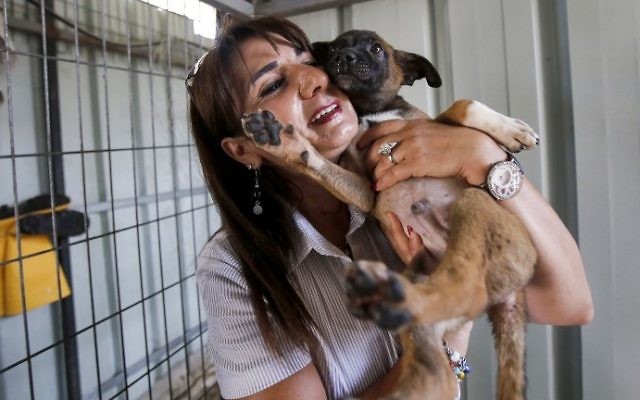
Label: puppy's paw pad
xmin=370 ymin=304 xmax=413 ymax=330
xmin=345 ymin=261 xmax=413 ymax=329
xmin=346 ymin=261 xmax=392 ymax=299
xmin=347 ymin=263 xmax=384 ymax=296
xmin=386 ymin=274 xmax=406 ymax=302
xmin=241 ymin=112 xmax=316 ymax=167
xmin=241 ymin=110 xmax=284 ymax=146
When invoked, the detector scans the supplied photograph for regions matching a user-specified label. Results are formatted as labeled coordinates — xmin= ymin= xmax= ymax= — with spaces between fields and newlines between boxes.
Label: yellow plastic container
xmin=0 ymin=205 xmax=72 ymax=317
xmin=0 ymin=215 xmax=14 ymax=315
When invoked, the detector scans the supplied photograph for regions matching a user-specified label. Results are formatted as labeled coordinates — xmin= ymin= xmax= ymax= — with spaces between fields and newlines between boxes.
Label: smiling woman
xmin=186 ymin=16 xmax=407 ymax=400
xmin=186 ymin=14 xmax=591 ymax=400
xmin=222 ymin=34 xmax=358 ymax=163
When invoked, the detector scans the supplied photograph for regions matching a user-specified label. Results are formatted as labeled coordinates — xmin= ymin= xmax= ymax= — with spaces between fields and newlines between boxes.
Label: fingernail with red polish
xmin=407 ymin=225 xmax=414 ymax=235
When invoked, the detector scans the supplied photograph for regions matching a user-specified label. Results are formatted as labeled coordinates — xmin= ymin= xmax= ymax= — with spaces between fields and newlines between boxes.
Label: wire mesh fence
xmin=0 ymin=0 xmax=221 ymax=398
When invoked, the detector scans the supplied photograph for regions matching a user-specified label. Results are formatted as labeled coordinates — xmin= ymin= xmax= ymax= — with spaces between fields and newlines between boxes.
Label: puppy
xmin=241 ymin=30 xmax=538 ymax=400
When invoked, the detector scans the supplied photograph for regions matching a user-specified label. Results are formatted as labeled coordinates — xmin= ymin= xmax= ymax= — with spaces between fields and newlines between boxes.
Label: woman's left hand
xmin=357 ymin=119 xmax=505 ymax=191
xmin=379 ymin=211 xmax=423 ymax=265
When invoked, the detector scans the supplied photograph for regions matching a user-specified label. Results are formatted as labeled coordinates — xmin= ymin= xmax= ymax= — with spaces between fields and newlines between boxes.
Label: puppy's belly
xmin=373 ymin=178 xmax=466 ymax=261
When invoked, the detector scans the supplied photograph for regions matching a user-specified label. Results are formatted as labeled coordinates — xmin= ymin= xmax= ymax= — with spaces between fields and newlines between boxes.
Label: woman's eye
xmin=260 ymin=78 xmax=284 ymax=97
xmin=305 ymin=59 xmax=320 ymax=67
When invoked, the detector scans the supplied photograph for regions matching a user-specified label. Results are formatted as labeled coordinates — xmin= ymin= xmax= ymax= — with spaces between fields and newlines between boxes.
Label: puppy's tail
xmin=488 ymin=290 xmax=528 ymax=400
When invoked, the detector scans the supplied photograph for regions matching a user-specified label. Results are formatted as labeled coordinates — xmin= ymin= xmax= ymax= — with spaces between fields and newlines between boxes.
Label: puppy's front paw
xmin=500 ymin=117 xmax=539 ymax=152
xmin=241 ymin=109 xmax=318 ymax=168
xmin=241 ymin=109 xmax=285 ymax=146
xmin=346 ymin=261 xmax=414 ymax=330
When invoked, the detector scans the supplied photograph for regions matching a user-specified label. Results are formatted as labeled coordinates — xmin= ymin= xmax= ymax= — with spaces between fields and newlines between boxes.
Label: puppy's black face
xmin=313 ymin=30 xmax=442 ymax=102
xmin=313 ymin=30 xmax=390 ymax=94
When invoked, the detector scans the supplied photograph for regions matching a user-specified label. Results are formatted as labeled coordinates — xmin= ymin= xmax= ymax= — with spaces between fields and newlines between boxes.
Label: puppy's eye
xmin=371 ymin=44 xmax=383 ymax=54
xmin=328 ymin=46 xmax=337 ymax=54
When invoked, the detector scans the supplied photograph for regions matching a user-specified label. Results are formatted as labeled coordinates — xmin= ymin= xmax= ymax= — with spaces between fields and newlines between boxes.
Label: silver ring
xmin=387 ymin=153 xmax=397 ymax=165
xmin=378 ymin=141 xmax=398 ymax=156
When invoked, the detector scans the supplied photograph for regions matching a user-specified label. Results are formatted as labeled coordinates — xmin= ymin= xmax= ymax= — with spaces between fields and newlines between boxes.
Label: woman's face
xmin=231 ymin=35 xmax=359 ymax=162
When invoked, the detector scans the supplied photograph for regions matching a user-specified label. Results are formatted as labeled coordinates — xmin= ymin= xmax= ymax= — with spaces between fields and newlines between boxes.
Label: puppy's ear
xmin=394 ymin=50 xmax=442 ymax=88
xmin=312 ymin=41 xmax=331 ymax=65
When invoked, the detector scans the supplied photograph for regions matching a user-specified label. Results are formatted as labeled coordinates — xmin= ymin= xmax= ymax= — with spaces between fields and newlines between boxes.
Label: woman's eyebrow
xmin=251 ymin=61 xmax=278 ymax=85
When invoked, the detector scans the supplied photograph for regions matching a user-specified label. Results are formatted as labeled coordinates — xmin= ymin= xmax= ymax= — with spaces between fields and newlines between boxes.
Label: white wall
xmin=566 ymin=0 xmax=640 ymax=399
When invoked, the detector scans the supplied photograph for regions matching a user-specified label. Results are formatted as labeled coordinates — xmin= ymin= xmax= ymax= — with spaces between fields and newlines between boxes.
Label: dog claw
xmin=497 ymin=117 xmax=539 ymax=152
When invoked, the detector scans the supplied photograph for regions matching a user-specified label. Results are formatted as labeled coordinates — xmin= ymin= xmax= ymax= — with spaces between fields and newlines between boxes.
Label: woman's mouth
xmin=309 ymin=102 xmax=342 ymax=126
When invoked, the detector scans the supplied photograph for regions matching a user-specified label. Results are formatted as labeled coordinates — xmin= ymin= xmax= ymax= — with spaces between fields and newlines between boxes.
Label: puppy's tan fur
xmin=242 ymin=31 xmax=538 ymax=400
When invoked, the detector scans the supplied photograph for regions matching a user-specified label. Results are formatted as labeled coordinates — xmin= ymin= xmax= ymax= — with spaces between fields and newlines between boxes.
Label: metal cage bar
xmin=3 ymin=0 xmax=37 ymax=397
xmin=0 ymin=0 xmax=218 ymax=398
xmin=124 ymin=1 xmax=153 ymax=397
xmin=184 ymin=1 xmax=210 ymax=396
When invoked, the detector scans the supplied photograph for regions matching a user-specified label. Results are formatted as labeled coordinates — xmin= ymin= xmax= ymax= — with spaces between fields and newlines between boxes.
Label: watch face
xmin=487 ymin=161 xmax=523 ymax=200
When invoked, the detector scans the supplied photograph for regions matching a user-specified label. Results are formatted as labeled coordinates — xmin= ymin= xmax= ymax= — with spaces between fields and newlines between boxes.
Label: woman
xmin=188 ymin=16 xmax=592 ymax=400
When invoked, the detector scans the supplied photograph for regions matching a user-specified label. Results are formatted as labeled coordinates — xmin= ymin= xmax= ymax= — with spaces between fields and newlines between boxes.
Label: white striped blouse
xmin=196 ymin=205 xmax=407 ymax=399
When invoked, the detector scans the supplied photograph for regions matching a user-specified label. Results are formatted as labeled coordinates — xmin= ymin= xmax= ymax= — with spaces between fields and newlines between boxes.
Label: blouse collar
xmin=289 ymin=204 xmax=367 ymax=268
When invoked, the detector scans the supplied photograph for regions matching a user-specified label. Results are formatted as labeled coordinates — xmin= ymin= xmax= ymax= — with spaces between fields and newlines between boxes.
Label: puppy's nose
xmin=333 ymin=50 xmax=358 ymax=65
xmin=344 ymin=51 xmax=357 ymax=63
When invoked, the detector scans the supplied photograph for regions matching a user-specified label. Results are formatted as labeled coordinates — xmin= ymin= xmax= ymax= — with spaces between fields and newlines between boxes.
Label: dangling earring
xmin=248 ymin=163 xmax=263 ymax=215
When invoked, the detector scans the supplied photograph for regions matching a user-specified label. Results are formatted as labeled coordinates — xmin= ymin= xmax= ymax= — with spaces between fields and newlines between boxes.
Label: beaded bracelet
xmin=443 ymin=341 xmax=471 ymax=382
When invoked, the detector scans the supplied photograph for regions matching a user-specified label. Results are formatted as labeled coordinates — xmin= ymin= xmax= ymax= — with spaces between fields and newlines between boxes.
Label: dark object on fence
xmin=0 ymin=193 xmax=88 ymax=317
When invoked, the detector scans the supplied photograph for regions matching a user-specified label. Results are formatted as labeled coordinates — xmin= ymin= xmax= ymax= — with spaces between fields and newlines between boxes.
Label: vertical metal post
xmin=42 ymin=1 xmax=81 ymax=399
xmin=337 ymin=5 xmax=352 ymax=33
xmin=185 ymin=3 xmax=208 ymax=397
xmin=536 ymin=0 xmax=582 ymax=399
xmin=430 ymin=0 xmax=452 ymax=114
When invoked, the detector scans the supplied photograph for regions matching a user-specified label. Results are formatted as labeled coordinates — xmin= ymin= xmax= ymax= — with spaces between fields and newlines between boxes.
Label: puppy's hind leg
xmin=385 ymin=328 xmax=459 ymax=400
xmin=488 ymin=290 xmax=528 ymax=400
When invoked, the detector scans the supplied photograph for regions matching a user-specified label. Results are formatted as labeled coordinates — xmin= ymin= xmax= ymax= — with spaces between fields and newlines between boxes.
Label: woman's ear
xmin=220 ymin=136 xmax=263 ymax=168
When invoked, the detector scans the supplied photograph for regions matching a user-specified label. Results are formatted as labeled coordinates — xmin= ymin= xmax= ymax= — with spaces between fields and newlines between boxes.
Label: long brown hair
xmin=187 ymin=16 xmax=319 ymax=356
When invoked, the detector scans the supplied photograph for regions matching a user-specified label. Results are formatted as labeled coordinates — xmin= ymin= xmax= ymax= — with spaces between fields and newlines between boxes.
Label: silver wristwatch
xmin=482 ymin=152 xmax=524 ymax=201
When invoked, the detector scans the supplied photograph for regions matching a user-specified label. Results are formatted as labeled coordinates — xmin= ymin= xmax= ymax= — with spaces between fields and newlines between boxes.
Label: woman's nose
xmin=297 ymin=65 xmax=328 ymax=99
